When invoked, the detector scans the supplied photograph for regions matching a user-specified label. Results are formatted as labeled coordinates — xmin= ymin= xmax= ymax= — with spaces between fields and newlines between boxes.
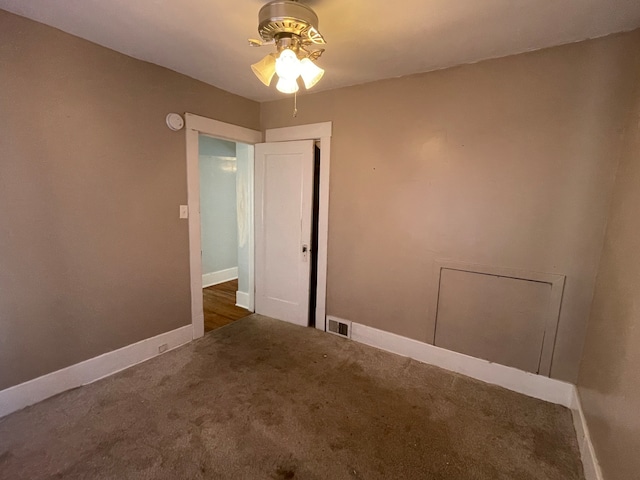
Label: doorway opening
xmin=198 ymin=135 xmax=253 ymax=332
xmin=308 ymin=143 xmax=321 ymax=328
xmin=262 ymin=122 xmax=332 ymax=332
xmin=185 ymin=115 xmax=332 ymax=338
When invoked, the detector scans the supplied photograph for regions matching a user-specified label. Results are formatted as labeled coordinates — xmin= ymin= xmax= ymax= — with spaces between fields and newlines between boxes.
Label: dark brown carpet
xmin=0 ymin=315 xmax=584 ymax=479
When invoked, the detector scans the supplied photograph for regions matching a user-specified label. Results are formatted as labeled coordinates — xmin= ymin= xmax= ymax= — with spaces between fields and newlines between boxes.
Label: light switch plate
xmin=179 ymin=205 xmax=189 ymax=219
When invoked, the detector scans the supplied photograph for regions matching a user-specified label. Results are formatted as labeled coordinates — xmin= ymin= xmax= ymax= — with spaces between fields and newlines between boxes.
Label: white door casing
xmin=185 ymin=114 xmax=262 ymax=339
xmin=185 ymin=117 xmax=332 ymax=336
xmin=265 ymin=122 xmax=332 ymax=332
xmin=254 ymin=140 xmax=314 ymax=326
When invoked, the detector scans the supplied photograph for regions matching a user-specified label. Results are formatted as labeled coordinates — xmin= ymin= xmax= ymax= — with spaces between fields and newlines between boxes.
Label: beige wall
xmin=0 ymin=10 xmax=259 ymax=390
xmin=3 ymin=5 xmax=639 ymax=394
xmin=577 ymin=66 xmax=640 ymax=479
xmin=261 ymin=30 xmax=640 ymax=382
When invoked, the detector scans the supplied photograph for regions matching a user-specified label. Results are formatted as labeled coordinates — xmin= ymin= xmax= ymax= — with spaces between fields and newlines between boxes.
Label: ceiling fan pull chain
xmin=293 ymin=90 xmax=298 ymax=117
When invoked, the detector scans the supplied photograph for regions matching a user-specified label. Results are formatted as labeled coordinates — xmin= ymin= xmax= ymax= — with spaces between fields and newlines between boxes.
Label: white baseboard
xmin=202 ymin=267 xmax=238 ymax=288
xmin=347 ymin=320 xmax=575 ymax=407
xmin=348 ymin=320 xmax=599 ymax=477
xmin=236 ymin=291 xmax=250 ymax=309
xmin=0 ymin=324 xmax=193 ymax=418
xmin=571 ymin=387 xmax=604 ymax=480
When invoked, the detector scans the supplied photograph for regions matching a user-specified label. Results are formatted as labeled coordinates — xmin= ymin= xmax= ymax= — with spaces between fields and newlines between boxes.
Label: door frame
xmin=185 ymin=113 xmax=262 ymax=339
xmin=265 ymin=122 xmax=332 ymax=332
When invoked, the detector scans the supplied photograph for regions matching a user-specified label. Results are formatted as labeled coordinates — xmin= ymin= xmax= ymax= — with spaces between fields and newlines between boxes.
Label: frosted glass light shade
xmin=300 ymin=58 xmax=324 ymax=89
xmin=275 ymin=48 xmax=301 ymax=81
xmin=251 ymin=54 xmax=276 ymax=86
xmin=276 ymin=77 xmax=299 ymax=94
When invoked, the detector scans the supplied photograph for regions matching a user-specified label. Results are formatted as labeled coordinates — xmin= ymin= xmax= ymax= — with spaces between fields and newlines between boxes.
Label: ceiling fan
xmin=248 ymin=0 xmax=326 ymax=95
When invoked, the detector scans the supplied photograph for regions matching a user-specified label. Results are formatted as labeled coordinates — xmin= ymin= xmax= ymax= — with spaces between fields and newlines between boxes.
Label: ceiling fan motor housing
xmin=258 ymin=1 xmax=325 ymax=45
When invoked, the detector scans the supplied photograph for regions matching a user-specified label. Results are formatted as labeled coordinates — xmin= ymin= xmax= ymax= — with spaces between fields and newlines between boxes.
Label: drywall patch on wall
xmin=435 ymin=268 xmax=551 ymax=373
xmin=430 ymin=261 xmax=565 ymax=376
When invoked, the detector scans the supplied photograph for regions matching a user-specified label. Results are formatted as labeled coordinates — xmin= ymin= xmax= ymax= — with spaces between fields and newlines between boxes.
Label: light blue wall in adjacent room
xmin=199 ymin=135 xmax=238 ymax=276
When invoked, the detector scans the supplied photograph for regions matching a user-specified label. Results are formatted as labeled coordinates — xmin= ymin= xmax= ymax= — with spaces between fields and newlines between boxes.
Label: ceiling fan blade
xmin=248 ymin=38 xmax=275 ymax=47
xmin=306 ymin=27 xmax=326 ymax=45
xmin=307 ymin=49 xmax=325 ymax=61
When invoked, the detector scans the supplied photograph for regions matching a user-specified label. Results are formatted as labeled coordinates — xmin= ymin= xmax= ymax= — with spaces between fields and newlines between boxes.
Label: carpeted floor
xmin=0 ymin=315 xmax=584 ymax=480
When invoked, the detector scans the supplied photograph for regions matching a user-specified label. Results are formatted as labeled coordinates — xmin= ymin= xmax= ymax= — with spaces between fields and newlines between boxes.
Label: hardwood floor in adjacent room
xmin=203 ymin=279 xmax=251 ymax=332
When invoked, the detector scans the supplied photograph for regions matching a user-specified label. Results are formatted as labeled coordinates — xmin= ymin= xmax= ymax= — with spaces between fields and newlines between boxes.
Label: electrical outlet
xmin=158 ymin=343 xmax=168 ymax=354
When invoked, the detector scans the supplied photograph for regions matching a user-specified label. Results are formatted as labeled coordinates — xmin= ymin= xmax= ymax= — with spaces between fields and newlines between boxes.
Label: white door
xmin=255 ymin=140 xmax=314 ymax=326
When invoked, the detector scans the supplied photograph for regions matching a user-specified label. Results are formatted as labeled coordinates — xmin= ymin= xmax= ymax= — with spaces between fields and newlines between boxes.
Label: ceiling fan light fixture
xmin=275 ymin=48 xmax=301 ymax=81
xmin=249 ymin=1 xmax=327 ymax=96
xmin=276 ymin=76 xmax=299 ymax=94
xmin=251 ymin=53 xmax=277 ymax=86
xmin=300 ymin=58 xmax=324 ymax=89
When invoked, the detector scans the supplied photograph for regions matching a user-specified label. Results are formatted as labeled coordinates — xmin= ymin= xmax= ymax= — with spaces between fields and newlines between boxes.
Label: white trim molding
xmin=185 ymin=114 xmax=261 ymax=339
xmin=347 ymin=319 xmax=575 ymax=407
xmin=236 ymin=291 xmax=250 ymax=309
xmin=265 ymin=122 xmax=332 ymax=333
xmin=0 ymin=325 xmax=193 ymax=418
xmin=265 ymin=122 xmax=332 ymax=142
xmin=185 ymin=114 xmax=263 ymax=145
xmin=202 ymin=267 xmax=238 ymax=288
xmin=349 ymin=318 xmax=599 ymax=476
xmin=571 ymin=388 xmax=604 ymax=480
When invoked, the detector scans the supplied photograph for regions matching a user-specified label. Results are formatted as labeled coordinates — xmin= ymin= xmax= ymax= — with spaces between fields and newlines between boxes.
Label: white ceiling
xmin=2 ymin=0 xmax=640 ymax=102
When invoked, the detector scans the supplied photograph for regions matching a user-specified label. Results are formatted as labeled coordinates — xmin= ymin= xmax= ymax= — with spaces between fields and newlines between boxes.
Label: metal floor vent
xmin=327 ymin=317 xmax=351 ymax=339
